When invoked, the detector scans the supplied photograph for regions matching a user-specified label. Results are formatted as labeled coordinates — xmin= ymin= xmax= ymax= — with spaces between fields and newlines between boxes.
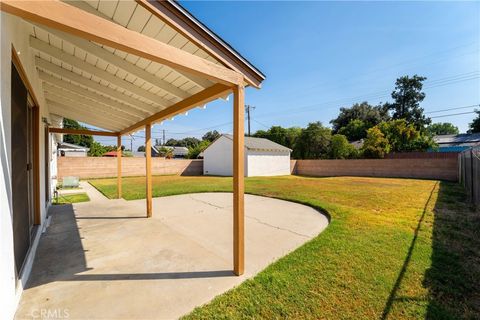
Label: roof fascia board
xmin=136 ymin=0 xmax=265 ymax=88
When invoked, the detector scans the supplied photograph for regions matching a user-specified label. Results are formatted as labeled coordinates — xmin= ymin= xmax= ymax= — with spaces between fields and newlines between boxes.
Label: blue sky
xmin=95 ymin=1 xmax=480 ymax=149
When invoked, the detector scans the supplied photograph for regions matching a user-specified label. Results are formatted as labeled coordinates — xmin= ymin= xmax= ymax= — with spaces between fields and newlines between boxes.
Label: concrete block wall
xmin=59 ymin=157 xmax=458 ymax=182
xmin=57 ymin=157 xmax=203 ymax=180
xmin=291 ymin=158 xmax=458 ymax=181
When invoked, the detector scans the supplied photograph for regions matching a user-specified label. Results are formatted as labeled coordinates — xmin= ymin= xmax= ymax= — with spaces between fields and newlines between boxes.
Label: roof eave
xmin=139 ymin=0 xmax=265 ymax=88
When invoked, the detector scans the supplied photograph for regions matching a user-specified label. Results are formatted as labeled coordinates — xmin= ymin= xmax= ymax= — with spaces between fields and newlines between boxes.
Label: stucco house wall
xmin=1 ymin=12 xmax=55 ymax=319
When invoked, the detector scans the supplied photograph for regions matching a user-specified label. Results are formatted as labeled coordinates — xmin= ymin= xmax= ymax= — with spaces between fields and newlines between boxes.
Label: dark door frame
xmin=11 ymin=46 xmax=40 ymax=226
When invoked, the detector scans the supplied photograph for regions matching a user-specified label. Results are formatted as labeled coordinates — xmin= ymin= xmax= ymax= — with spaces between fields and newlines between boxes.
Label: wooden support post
xmin=145 ymin=123 xmax=153 ymax=217
xmin=117 ymin=135 xmax=122 ymax=199
xmin=233 ymin=84 xmax=245 ymax=276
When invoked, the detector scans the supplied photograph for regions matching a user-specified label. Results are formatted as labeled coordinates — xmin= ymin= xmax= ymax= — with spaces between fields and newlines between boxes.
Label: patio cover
xmin=1 ymin=0 xmax=265 ymax=276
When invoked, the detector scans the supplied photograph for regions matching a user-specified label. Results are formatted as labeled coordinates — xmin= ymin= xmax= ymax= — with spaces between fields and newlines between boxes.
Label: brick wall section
xmin=57 ymin=157 xmax=203 ymax=180
xmin=292 ymin=158 xmax=458 ymax=181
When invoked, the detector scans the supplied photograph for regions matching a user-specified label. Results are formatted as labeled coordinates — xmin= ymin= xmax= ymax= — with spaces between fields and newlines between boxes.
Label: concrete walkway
xmin=15 ymin=185 xmax=328 ymax=319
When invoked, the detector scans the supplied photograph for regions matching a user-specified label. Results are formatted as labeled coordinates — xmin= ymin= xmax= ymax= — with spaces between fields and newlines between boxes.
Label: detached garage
xmin=203 ymin=134 xmax=291 ymax=177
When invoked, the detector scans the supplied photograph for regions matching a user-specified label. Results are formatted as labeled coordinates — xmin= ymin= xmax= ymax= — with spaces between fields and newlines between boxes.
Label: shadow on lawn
xmin=382 ymin=181 xmax=480 ymax=319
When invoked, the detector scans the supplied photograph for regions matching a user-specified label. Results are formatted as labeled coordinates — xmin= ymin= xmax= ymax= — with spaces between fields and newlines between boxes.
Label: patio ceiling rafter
xmin=43 ymin=92 xmax=134 ymax=127
xmin=48 ymin=109 xmax=121 ymax=132
xmin=36 ymin=58 xmax=157 ymax=115
xmin=65 ymin=0 xmax=212 ymax=90
xmin=35 ymin=25 xmax=192 ymax=100
xmin=48 ymin=127 xmax=118 ymax=137
xmin=47 ymin=101 xmax=125 ymax=131
xmin=39 ymin=72 xmax=145 ymax=120
xmin=0 ymin=0 xmax=244 ymax=86
xmin=30 ymin=36 xmax=173 ymax=108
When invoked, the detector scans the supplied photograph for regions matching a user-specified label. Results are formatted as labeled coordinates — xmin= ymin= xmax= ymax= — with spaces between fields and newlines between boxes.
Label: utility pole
xmin=245 ymin=105 xmax=255 ymax=136
xmin=129 ymin=134 xmax=135 ymax=152
xmin=162 ymin=129 xmax=166 ymax=145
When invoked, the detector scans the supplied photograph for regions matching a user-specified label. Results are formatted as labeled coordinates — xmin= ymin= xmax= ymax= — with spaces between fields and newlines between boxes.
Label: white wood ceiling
xmin=29 ymin=0 xmax=222 ymax=131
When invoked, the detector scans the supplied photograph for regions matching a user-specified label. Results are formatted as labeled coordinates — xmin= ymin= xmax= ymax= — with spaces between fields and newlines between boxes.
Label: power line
xmin=252 ymin=119 xmax=270 ymax=129
xmin=278 ymin=41 xmax=477 ymax=97
xmin=255 ymin=72 xmax=480 ymax=120
xmin=426 ymin=104 xmax=480 ymax=114
xmin=430 ymin=111 xmax=478 ymax=119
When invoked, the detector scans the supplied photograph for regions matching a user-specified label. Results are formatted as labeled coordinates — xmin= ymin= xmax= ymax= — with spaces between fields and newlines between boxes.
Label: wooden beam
xmin=117 ymin=135 xmax=122 ymax=199
xmin=145 ymin=123 xmax=153 ymax=218
xmin=36 ymin=57 xmax=156 ymax=115
xmin=30 ymin=36 xmax=172 ymax=108
xmin=48 ymin=127 xmax=118 ymax=136
xmin=120 ymin=83 xmax=232 ymax=135
xmin=38 ymin=70 xmax=146 ymax=119
xmin=233 ymin=84 xmax=245 ymax=276
xmin=1 ymin=0 xmax=243 ymax=86
xmin=37 ymin=25 xmax=192 ymax=100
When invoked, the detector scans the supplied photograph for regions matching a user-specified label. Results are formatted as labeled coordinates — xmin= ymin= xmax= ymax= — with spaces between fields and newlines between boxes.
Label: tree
xmin=468 ymin=110 xmax=480 ymax=133
xmin=386 ymin=75 xmax=431 ymax=129
xmin=252 ymin=126 xmax=301 ymax=151
xmin=202 ymin=130 xmax=221 ymax=142
xmin=187 ymin=140 xmax=211 ymax=159
xmin=329 ymin=134 xmax=358 ymax=159
xmin=165 ymin=138 xmax=179 ymax=146
xmin=62 ymin=118 xmax=93 ymax=148
xmin=157 ymin=146 xmax=173 ymax=158
xmin=88 ymin=141 xmax=108 ymax=157
xmin=427 ymin=122 xmax=459 ymax=135
xmin=361 ymin=127 xmax=390 ymax=158
xmin=252 ymin=130 xmax=268 ymax=139
xmin=137 ymin=145 xmax=145 ymax=152
xmin=166 ymin=137 xmax=200 ymax=148
xmin=294 ymin=122 xmax=332 ymax=159
xmin=337 ymin=119 xmax=369 ymax=142
xmin=330 ymin=102 xmax=390 ymax=141
xmin=377 ymin=119 xmax=436 ymax=153
xmin=179 ymin=137 xmax=200 ymax=148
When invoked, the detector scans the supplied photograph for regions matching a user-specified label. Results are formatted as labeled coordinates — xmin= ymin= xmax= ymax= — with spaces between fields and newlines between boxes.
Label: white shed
xmin=57 ymin=142 xmax=89 ymax=157
xmin=203 ymin=134 xmax=291 ymax=177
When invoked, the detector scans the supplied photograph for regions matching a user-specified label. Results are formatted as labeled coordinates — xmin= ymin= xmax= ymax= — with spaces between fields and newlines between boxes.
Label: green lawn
xmin=89 ymin=175 xmax=479 ymax=319
xmin=54 ymin=193 xmax=90 ymax=205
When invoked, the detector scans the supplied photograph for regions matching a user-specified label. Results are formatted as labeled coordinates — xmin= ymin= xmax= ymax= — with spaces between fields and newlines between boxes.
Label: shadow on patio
xmin=16 ymin=192 xmax=328 ymax=319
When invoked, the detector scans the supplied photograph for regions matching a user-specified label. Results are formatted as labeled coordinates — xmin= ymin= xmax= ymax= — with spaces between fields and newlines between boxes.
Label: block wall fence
xmin=58 ymin=156 xmax=458 ymax=182
xmin=290 ymin=158 xmax=458 ymax=181
xmin=57 ymin=157 xmax=203 ymax=180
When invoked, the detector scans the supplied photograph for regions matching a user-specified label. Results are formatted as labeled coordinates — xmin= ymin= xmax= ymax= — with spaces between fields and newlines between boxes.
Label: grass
xmin=89 ymin=175 xmax=479 ymax=319
xmin=54 ymin=193 xmax=90 ymax=205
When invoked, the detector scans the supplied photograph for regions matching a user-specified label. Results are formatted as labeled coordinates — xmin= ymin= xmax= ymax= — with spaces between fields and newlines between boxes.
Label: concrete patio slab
xmin=15 ymin=188 xmax=328 ymax=320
